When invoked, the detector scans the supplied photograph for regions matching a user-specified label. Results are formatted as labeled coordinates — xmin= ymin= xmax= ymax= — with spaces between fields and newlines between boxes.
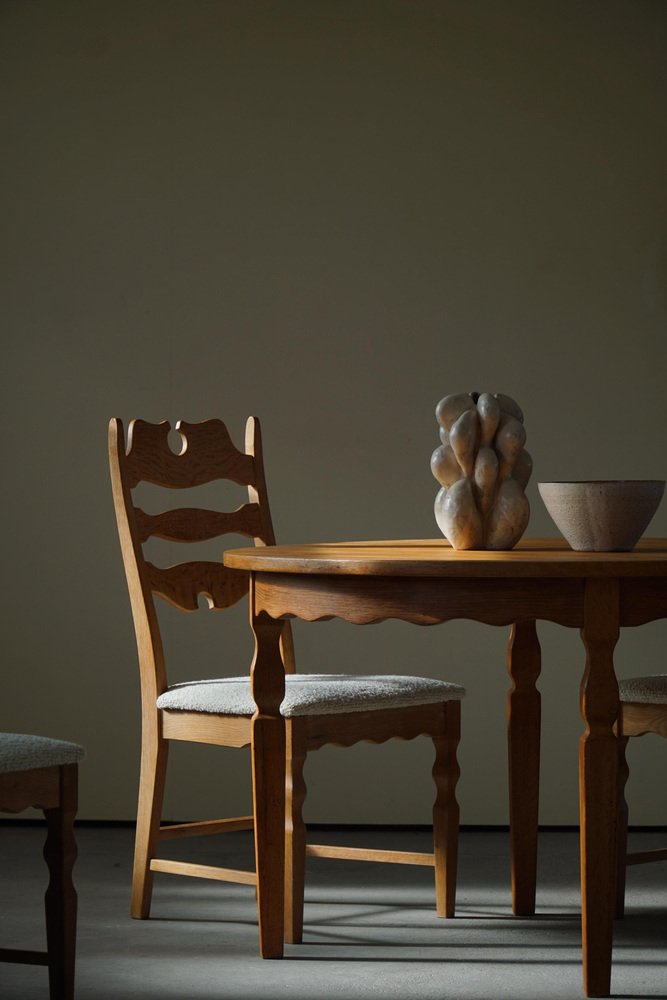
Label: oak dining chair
xmin=0 ymin=732 xmax=84 ymax=1000
xmin=616 ymin=675 xmax=667 ymax=916
xmin=109 ymin=416 xmax=464 ymax=953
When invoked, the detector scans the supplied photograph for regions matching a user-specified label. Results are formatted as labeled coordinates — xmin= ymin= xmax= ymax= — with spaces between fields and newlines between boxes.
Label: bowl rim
xmin=538 ymin=480 xmax=665 ymax=487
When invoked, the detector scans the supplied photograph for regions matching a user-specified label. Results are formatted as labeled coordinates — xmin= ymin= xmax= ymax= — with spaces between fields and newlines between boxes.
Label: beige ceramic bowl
xmin=538 ymin=480 xmax=665 ymax=551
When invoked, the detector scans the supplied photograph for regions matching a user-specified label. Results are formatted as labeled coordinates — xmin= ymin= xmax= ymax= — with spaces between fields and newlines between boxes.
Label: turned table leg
xmin=579 ymin=578 xmax=620 ymax=998
xmin=250 ymin=604 xmax=286 ymax=959
xmin=506 ymin=620 xmax=541 ymax=916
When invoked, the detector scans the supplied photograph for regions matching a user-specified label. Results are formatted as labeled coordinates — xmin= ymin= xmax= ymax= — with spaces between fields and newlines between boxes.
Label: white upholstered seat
xmin=619 ymin=674 xmax=667 ymax=704
xmin=157 ymin=674 xmax=465 ymax=717
xmin=0 ymin=733 xmax=85 ymax=773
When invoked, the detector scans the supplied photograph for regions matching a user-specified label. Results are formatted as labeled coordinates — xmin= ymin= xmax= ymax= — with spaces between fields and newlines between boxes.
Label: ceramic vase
xmin=431 ymin=392 xmax=532 ymax=550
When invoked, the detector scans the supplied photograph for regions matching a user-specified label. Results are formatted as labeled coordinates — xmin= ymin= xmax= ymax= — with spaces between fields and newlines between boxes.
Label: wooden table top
xmin=224 ymin=537 xmax=667 ymax=579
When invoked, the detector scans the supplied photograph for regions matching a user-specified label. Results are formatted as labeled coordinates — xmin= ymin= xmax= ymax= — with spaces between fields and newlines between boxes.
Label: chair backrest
xmin=109 ymin=417 xmax=295 ymax=704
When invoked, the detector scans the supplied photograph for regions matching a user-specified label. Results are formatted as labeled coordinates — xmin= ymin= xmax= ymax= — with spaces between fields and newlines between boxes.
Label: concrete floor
xmin=1 ymin=825 xmax=666 ymax=1000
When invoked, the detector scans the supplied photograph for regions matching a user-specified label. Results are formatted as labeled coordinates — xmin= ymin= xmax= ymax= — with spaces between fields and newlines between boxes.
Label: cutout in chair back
xmin=125 ymin=418 xmax=256 ymax=489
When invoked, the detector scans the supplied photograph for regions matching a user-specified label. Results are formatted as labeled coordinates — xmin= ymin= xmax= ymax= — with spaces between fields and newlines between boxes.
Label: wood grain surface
xmin=225 ymin=537 xmax=667 ymax=577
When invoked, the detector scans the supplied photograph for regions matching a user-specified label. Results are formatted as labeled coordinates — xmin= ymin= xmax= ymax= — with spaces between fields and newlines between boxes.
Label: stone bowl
xmin=538 ymin=480 xmax=665 ymax=551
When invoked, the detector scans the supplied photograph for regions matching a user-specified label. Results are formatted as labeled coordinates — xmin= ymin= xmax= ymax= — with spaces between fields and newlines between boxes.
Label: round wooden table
xmin=224 ymin=537 xmax=667 ymax=997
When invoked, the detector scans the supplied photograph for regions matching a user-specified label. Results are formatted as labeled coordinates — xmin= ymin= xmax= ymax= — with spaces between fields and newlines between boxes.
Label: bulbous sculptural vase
xmin=431 ymin=391 xmax=532 ymax=550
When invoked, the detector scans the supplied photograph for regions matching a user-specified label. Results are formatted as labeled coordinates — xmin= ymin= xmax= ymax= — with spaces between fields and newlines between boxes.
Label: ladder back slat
xmin=125 ymin=419 xmax=256 ymax=489
xmin=146 ymin=561 xmax=249 ymax=611
xmin=135 ymin=503 xmax=264 ymax=543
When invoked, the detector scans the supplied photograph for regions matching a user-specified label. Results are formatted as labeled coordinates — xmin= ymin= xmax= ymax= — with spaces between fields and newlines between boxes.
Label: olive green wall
xmin=2 ymin=0 xmax=666 ymax=825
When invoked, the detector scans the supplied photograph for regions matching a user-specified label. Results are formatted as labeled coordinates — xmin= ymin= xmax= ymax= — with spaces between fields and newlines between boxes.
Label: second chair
xmin=616 ymin=674 xmax=667 ymax=917
xmin=109 ymin=416 xmax=465 ymax=955
xmin=0 ymin=732 xmax=84 ymax=999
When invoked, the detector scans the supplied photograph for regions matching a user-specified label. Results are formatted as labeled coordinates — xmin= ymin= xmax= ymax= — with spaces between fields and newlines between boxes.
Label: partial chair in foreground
xmin=109 ymin=416 xmax=465 ymax=957
xmin=0 ymin=732 xmax=84 ymax=1000
xmin=616 ymin=674 xmax=667 ymax=916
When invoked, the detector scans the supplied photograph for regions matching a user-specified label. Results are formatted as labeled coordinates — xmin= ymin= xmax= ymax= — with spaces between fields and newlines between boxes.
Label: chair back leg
xmin=132 ymin=729 xmax=169 ymax=919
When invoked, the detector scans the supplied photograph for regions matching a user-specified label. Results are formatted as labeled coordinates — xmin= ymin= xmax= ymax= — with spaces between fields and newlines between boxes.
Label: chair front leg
xmin=285 ymin=720 xmax=307 ymax=944
xmin=615 ymin=734 xmax=629 ymax=919
xmin=44 ymin=764 xmax=78 ymax=1000
xmin=432 ymin=701 xmax=461 ymax=918
xmin=506 ymin=620 xmax=541 ymax=917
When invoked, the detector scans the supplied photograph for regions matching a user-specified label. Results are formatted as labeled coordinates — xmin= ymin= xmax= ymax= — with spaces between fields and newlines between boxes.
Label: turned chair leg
xmin=43 ymin=764 xmax=78 ymax=1000
xmin=615 ymin=734 xmax=630 ymax=919
xmin=284 ymin=721 xmax=307 ymax=944
xmin=132 ymin=731 xmax=169 ymax=919
xmin=432 ymin=701 xmax=461 ymax=918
